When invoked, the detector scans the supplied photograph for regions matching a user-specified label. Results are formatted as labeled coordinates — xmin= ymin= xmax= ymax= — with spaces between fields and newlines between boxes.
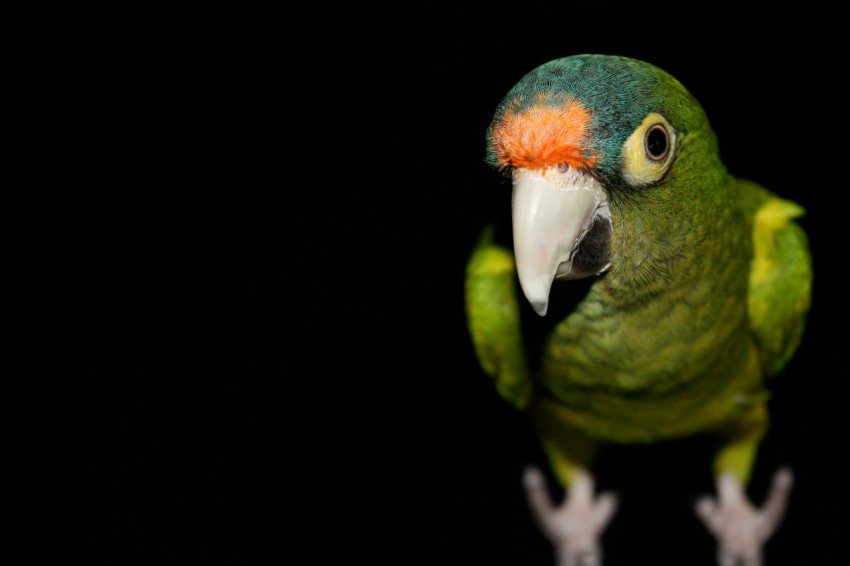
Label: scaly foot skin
xmin=523 ymin=467 xmax=618 ymax=566
xmin=695 ymin=468 xmax=794 ymax=566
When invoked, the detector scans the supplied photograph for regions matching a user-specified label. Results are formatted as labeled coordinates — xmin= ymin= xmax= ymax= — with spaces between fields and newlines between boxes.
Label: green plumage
xmin=466 ymin=55 xmax=812 ymax=486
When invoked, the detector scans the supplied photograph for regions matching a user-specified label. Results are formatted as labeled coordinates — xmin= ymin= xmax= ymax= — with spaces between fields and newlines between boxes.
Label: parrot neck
xmin=602 ymin=174 xmax=740 ymax=308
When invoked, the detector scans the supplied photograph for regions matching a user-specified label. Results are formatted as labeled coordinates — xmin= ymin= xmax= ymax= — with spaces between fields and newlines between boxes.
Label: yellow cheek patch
xmin=490 ymin=96 xmax=596 ymax=170
xmin=621 ymin=112 xmax=677 ymax=186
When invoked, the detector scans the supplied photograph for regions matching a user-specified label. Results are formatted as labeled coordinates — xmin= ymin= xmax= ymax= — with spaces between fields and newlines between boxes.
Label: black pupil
xmin=646 ymin=127 xmax=668 ymax=159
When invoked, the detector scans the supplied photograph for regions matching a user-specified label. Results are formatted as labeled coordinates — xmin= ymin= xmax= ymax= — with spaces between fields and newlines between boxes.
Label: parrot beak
xmin=512 ymin=166 xmax=612 ymax=316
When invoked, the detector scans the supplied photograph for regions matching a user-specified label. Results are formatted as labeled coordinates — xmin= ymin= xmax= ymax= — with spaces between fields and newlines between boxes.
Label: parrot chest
xmin=535 ymin=277 xmax=765 ymax=443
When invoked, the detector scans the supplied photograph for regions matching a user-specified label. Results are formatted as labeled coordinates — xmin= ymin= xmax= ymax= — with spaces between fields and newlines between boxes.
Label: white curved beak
xmin=512 ymin=166 xmax=611 ymax=316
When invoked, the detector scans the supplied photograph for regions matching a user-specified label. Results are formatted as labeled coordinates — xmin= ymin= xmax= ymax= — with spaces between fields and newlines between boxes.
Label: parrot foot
xmin=695 ymin=467 xmax=794 ymax=566
xmin=523 ymin=467 xmax=618 ymax=566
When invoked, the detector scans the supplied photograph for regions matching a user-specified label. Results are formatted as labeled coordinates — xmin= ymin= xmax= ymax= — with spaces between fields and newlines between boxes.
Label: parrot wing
xmin=465 ymin=224 xmax=532 ymax=409
xmin=742 ymin=178 xmax=813 ymax=377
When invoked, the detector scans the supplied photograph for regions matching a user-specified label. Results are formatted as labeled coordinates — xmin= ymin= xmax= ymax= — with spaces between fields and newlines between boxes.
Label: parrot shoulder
xmin=739 ymin=178 xmax=813 ymax=377
xmin=465 ymin=224 xmax=532 ymax=408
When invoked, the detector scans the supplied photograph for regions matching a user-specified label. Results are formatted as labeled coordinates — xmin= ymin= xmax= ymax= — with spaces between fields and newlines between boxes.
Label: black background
xmin=43 ymin=11 xmax=847 ymax=565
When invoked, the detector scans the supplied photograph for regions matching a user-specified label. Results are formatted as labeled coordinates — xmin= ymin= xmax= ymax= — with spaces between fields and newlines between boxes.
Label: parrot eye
xmin=644 ymin=124 xmax=669 ymax=161
xmin=620 ymin=113 xmax=677 ymax=187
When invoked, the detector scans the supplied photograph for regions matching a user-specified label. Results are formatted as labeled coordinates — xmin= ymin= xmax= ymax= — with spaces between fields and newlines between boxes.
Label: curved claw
xmin=523 ymin=467 xmax=618 ymax=566
xmin=695 ymin=468 xmax=794 ymax=566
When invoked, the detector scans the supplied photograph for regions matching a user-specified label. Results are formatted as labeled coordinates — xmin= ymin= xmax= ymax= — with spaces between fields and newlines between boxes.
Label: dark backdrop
xmin=43 ymin=12 xmax=846 ymax=565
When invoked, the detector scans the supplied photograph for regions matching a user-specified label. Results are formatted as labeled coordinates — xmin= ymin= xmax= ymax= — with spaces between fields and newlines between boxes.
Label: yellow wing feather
xmin=743 ymin=180 xmax=813 ymax=377
xmin=464 ymin=224 xmax=532 ymax=408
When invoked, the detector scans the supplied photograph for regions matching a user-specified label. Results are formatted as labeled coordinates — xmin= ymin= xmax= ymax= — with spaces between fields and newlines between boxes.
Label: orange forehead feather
xmin=490 ymin=96 xmax=596 ymax=170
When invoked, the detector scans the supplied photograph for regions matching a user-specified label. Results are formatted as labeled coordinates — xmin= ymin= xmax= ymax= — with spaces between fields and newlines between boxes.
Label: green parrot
xmin=465 ymin=54 xmax=811 ymax=566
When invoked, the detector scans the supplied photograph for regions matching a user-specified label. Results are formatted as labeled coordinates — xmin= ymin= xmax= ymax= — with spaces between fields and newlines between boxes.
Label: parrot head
xmin=486 ymin=54 xmax=722 ymax=315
